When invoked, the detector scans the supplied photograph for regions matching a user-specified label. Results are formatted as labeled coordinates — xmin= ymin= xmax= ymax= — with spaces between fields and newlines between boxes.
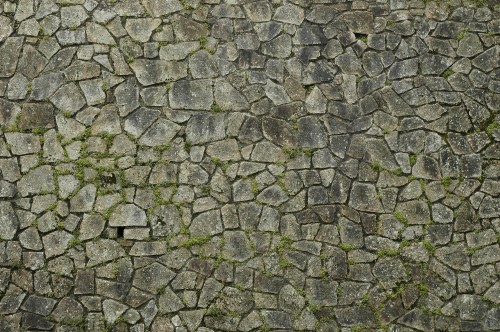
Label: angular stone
xmin=388 ymin=59 xmax=418 ymax=80
xmin=343 ymin=12 xmax=374 ymax=34
xmin=17 ymin=166 xmax=54 ymax=196
xmin=86 ymin=22 xmax=115 ymax=45
xmin=79 ymin=214 xmax=106 ymax=241
xmin=273 ymin=5 xmax=304 ymax=25
xmin=91 ymin=105 xmax=122 ymax=135
xmin=60 ymin=5 xmax=88 ymax=28
xmin=261 ymin=34 xmax=292 ymax=58
xmin=130 ymin=59 xmax=187 ymax=86
xmin=0 ymin=202 xmax=18 ymax=241
xmin=479 ymin=196 xmax=500 ymax=218
xmin=42 ymin=231 xmax=72 ymax=258
xmin=0 ymin=285 xmax=26 ymax=314
xmin=265 ymin=80 xmax=291 ymax=105
xmin=138 ymin=119 xmax=181 ymax=146
xmin=305 ymin=279 xmax=337 ymax=306
xmin=110 ymin=204 xmax=147 ymax=227
xmin=349 ymin=183 xmax=383 ymax=212
xmin=207 ymin=139 xmax=241 ymax=161
xmin=70 ymin=184 xmax=96 ymax=212
xmin=435 ymin=243 xmax=470 ymax=271
xmin=115 ymin=77 xmax=140 ymax=116
xmin=189 ymin=50 xmax=218 ymax=79
xmin=50 ymin=83 xmax=86 ymax=114
xmin=190 ymin=210 xmax=222 ymax=236
xmin=159 ymin=288 xmax=185 ymax=313
xmin=0 ymin=16 xmax=13 ymax=42
xmin=86 ymin=239 xmax=126 ymax=267
xmin=30 ymin=73 xmax=64 ymax=101
xmin=125 ymin=18 xmax=161 ymax=43
xmin=142 ymin=0 xmax=182 ymax=17
xmin=169 ymin=79 xmax=213 ymax=110
xmin=79 ymin=79 xmax=106 ymax=106
xmin=243 ymin=1 xmax=272 ymax=22
xmin=0 ymin=37 xmax=24 ymax=78
xmin=18 ymin=45 xmax=47 ymax=79
xmin=412 ymin=155 xmax=441 ymax=180
xmin=133 ymin=262 xmax=175 ymax=294
xmin=186 ymin=113 xmax=225 ymax=144
xmin=297 ymin=116 xmax=327 ymax=148
xmin=457 ymin=33 xmax=483 ymax=58
xmin=21 ymin=295 xmax=56 ymax=316
xmin=4 ymin=133 xmax=40 ymax=155
xmin=214 ymin=79 xmax=249 ymax=111
xmin=103 ymin=299 xmax=128 ymax=324
xmin=396 ymin=200 xmax=431 ymax=225
xmin=222 ymin=231 xmax=253 ymax=262
xmin=172 ymin=16 xmax=208 ymax=41
xmin=257 ymin=185 xmax=288 ymax=206
xmin=262 ymin=117 xmax=297 ymax=147
xmin=51 ymin=297 xmax=84 ymax=323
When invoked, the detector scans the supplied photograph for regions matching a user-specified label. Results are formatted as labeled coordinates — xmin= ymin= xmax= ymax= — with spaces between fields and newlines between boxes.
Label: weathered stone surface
xmin=130 ymin=60 xmax=187 ymax=86
xmin=169 ymin=79 xmax=213 ymax=110
xmin=109 ymin=204 xmax=147 ymax=227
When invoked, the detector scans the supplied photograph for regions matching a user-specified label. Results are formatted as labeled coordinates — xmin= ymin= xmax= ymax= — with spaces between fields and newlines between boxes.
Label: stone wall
xmin=0 ymin=0 xmax=499 ymax=330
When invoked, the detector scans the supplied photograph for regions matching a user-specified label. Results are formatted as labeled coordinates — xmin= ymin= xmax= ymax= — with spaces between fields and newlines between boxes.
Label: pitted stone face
xmin=0 ymin=0 xmax=499 ymax=330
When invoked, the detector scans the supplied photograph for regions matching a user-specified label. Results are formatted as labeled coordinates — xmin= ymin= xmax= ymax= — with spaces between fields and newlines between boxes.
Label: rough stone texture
xmin=0 ymin=1 xmax=499 ymax=331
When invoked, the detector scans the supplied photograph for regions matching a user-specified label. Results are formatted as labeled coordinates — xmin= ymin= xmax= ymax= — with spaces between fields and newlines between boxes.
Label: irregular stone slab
xmin=257 ymin=184 xmax=288 ymax=206
xmin=396 ymin=200 xmax=431 ymax=225
xmin=79 ymin=214 xmax=106 ymax=241
xmin=0 ymin=37 xmax=24 ymax=78
xmin=115 ymin=77 xmax=140 ymax=116
xmin=86 ymin=239 xmax=126 ymax=267
xmin=142 ymin=0 xmax=182 ymax=17
xmin=457 ymin=33 xmax=483 ymax=58
xmin=50 ymin=83 xmax=86 ymax=114
xmin=189 ymin=50 xmax=218 ymax=78
xmin=412 ymin=155 xmax=441 ymax=180
xmin=262 ymin=117 xmax=297 ymax=147
xmin=91 ymin=105 xmax=122 ymax=135
xmin=109 ymin=204 xmax=147 ymax=227
xmin=265 ymin=79 xmax=291 ymax=105
xmin=18 ymin=45 xmax=47 ymax=79
xmin=186 ymin=113 xmax=225 ymax=144
xmin=124 ymin=107 xmax=160 ymax=138
xmin=189 ymin=209 xmax=223 ymax=236
xmin=70 ymin=184 xmax=97 ymax=212
xmin=159 ymin=287 xmax=185 ymax=313
xmin=273 ymin=4 xmax=304 ymax=25
xmin=0 ymin=99 xmax=21 ymax=128
xmin=435 ymin=243 xmax=470 ymax=271
xmin=398 ymin=308 xmax=433 ymax=331
xmin=297 ymin=116 xmax=328 ymax=148
xmin=207 ymin=139 xmax=241 ymax=161
xmin=138 ymin=119 xmax=181 ymax=146
xmin=103 ymin=299 xmax=128 ymax=324
xmin=342 ymin=12 xmax=374 ymax=34
xmin=472 ymin=47 xmax=497 ymax=72
xmin=21 ymin=295 xmax=56 ymax=316
xmin=133 ymin=262 xmax=175 ymax=293
xmin=243 ymin=1 xmax=272 ymax=22
xmin=125 ymin=18 xmax=161 ymax=43
xmin=222 ymin=231 xmax=253 ymax=262
xmin=214 ymin=79 xmax=249 ymax=111
xmin=172 ymin=16 xmax=208 ymax=41
xmin=80 ymin=79 xmax=106 ymax=106
xmin=17 ymin=165 xmax=55 ymax=197
xmin=0 ymin=202 xmax=18 ymax=241
xmin=60 ymin=5 xmax=88 ymax=28
xmin=261 ymin=34 xmax=292 ymax=58
xmin=130 ymin=59 xmax=187 ymax=86
xmin=160 ymin=41 xmax=200 ymax=61
xmin=4 ymin=133 xmax=40 ymax=155
xmin=0 ymin=16 xmax=13 ymax=42
xmin=56 ymin=28 xmax=86 ymax=45
xmin=0 ymin=285 xmax=26 ymax=314
xmin=30 ymin=72 xmax=64 ymax=101
xmin=349 ymin=183 xmax=383 ymax=212
xmin=479 ymin=196 xmax=500 ymax=218
xmin=51 ymin=297 xmax=84 ymax=323
xmin=42 ymin=231 xmax=72 ymax=258
xmin=471 ymin=245 xmax=500 ymax=266
xmin=86 ymin=22 xmax=115 ymax=45
xmin=169 ymin=79 xmax=213 ymax=110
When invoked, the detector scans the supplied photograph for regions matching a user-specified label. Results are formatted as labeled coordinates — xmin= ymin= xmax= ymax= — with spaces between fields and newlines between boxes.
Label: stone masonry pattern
xmin=0 ymin=0 xmax=499 ymax=330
